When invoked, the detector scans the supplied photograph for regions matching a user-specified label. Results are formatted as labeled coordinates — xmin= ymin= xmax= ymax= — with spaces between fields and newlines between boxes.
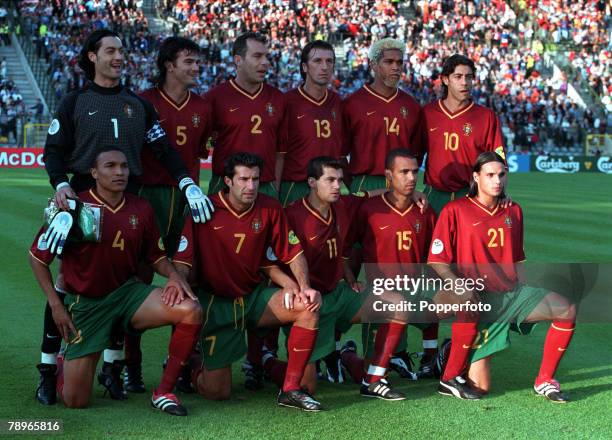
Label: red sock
xmin=263 ymin=328 xmax=280 ymax=353
xmin=442 ymin=321 xmax=478 ymax=381
xmin=56 ymin=354 xmax=64 ymax=400
xmin=282 ymin=326 xmax=317 ymax=392
xmin=536 ymin=320 xmax=575 ymax=385
xmin=340 ymin=350 xmax=365 ymax=383
xmin=422 ymin=323 xmax=439 ymax=357
xmin=263 ymin=357 xmax=287 ymax=389
xmin=124 ymin=334 xmax=142 ymax=368
xmin=155 ymin=323 xmax=201 ymax=395
xmin=366 ymin=322 xmax=405 ymax=383
xmin=246 ymin=330 xmax=264 ymax=367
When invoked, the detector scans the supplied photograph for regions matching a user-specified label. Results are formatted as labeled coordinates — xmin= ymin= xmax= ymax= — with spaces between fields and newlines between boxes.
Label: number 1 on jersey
xmin=111 ymin=118 xmax=119 ymax=139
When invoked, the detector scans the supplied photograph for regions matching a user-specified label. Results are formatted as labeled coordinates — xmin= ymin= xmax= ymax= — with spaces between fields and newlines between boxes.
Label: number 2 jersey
xmin=174 ymin=192 xmax=303 ymax=298
xmin=427 ymin=196 xmax=526 ymax=292
xmin=29 ymin=190 xmax=165 ymax=298
xmin=204 ymin=79 xmax=285 ymax=183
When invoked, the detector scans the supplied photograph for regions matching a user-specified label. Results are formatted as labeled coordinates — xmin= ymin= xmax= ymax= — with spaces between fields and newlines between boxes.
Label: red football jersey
xmin=427 ymin=197 xmax=526 ymax=292
xmin=280 ymin=86 xmax=343 ymax=181
xmin=174 ymin=192 xmax=303 ymax=298
xmin=205 ymin=79 xmax=285 ymax=182
xmin=138 ymin=88 xmax=211 ymax=186
xmin=29 ymin=190 xmax=165 ymax=298
xmin=353 ymin=193 xmax=436 ymax=280
xmin=343 ymin=84 xmax=423 ymax=176
xmin=284 ymin=197 xmax=352 ymax=293
xmin=423 ymin=100 xmax=506 ymax=192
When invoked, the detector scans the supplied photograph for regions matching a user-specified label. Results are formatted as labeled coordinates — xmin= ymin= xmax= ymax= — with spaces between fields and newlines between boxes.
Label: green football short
xmin=137 ymin=185 xmax=188 ymax=258
xmin=283 ymin=281 xmax=366 ymax=362
xmin=349 ymin=174 xmax=388 ymax=194
xmin=63 ymin=278 xmax=155 ymax=360
xmin=470 ymin=285 xmax=550 ymax=362
xmin=279 ymin=181 xmax=310 ymax=207
xmin=198 ymin=283 xmax=277 ymax=370
xmin=208 ymin=174 xmax=279 ymax=199
xmin=423 ymin=185 xmax=469 ymax=215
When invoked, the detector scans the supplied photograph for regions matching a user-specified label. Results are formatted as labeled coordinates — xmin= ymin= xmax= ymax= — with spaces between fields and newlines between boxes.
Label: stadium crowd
xmin=15 ymin=0 xmax=610 ymax=151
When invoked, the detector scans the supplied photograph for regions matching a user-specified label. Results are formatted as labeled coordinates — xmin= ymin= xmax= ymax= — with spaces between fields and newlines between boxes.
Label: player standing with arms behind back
xmin=422 ymin=54 xmax=506 ymax=214
xmin=278 ymin=41 xmax=343 ymax=207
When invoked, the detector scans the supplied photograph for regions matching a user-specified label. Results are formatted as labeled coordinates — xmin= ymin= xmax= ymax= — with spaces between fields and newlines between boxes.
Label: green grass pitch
xmin=0 ymin=169 xmax=611 ymax=439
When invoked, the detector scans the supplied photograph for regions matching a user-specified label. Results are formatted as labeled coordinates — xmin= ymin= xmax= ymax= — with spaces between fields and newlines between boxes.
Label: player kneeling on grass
xmin=428 ymin=152 xmax=576 ymax=402
xmin=262 ymin=157 xmax=409 ymax=400
xmin=173 ymin=152 xmax=325 ymax=411
xmin=29 ymin=148 xmax=202 ymax=416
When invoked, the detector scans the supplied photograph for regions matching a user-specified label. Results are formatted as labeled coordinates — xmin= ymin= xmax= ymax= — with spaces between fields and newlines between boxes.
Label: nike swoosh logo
xmin=88 ymin=111 xmax=98 ymax=115
xmin=462 ymin=344 xmax=472 ymax=349
xmin=472 ymin=221 xmax=483 ymax=227
xmin=366 ymin=111 xmax=376 ymax=116
xmin=309 ymin=235 xmax=318 ymax=241
xmin=293 ymin=347 xmax=311 ymax=352
xmin=159 ymin=119 xmax=166 ymax=124
xmin=213 ymin=226 xmax=224 ymax=230
xmin=379 ymin=225 xmax=390 ymax=230
xmin=297 ymin=114 xmax=306 ymax=119
xmin=557 ymin=347 xmax=567 ymax=352
xmin=429 ymin=127 xmax=438 ymax=132
xmin=46 ymin=334 xmax=59 ymax=338
xmin=229 ymin=107 xmax=239 ymax=112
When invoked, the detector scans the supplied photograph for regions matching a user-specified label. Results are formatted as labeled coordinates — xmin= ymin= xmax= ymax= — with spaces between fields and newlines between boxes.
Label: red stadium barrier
xmin=0 ymin=147 xmax=212 ymax=169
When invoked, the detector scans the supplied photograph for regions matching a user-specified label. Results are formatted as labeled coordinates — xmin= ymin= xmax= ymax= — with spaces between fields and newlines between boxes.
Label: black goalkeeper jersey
xmin=43 ymin=82 xmax=188 ymax=190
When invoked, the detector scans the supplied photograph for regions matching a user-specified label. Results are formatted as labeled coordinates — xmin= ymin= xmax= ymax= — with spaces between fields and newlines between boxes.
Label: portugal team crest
xmin=252 ymin=218 xmax=262 ymax=233
xmin=266 ymin=102 xmax=274 ymax=116
xmin=415 ymin=220 xmax=421 ymax=234
xmin=400 ymin=106 xmax=408 ymax=119
xmin=192 ymin=113 xmax=200 ymax=127
xmin=123 ymin=104 xmax=134 ymax=118
xmin=129 ymin=215 xmax=139 ymax=229
xmin=331 ymin=110 xmax=337 ymax=121
xmin=504 ymin=216 xmax=512 ymax=228
xmin=462 ymin=123 xmax=472 ymax=136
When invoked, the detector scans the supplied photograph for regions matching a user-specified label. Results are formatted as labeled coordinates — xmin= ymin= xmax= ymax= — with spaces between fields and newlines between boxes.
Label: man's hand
xmin=179 ymin=178 xmax=214 ymax=223
xmin=282 ymin=287 xmax=300 ymax=310
xmin=50 ymin=302 xmax=78 ymax=343
xmin=297 ymin=287 xmax=322 ymax=312
xmin=162 ymin=271 xmax=197 ymax=306
xmin=53 ymin=184 xmax=77 ymax=211
xmin=44 ymin=211 xmax=73 ymax=255
xmin=498 ymin=195 xmax=513 ymax=209
xmin=412 ymin=190 xmax=429 ymax=213
xmin=349 ymin=280 xmax=364 ymax=293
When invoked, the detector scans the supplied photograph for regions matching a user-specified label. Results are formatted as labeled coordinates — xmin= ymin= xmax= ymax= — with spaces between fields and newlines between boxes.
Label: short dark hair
xmin=156 ymin=37 xmax=201 ymax=85
xmin=91 ymin=146 xmax=126 ymax=168
xmin=78 ymin=30 xmax=121 ymax=81
xmin=307 ymin=156 xmax=343 ymax=180
xmin=385 ymin=148 xmax=418 ymax=170
xmin=300 ymin=40 xmax=335 ymax=80
xmin=440 ymin=54 xmax=476 ymax=98
xmin=232 ymin=32 xmax=267 ymax=58
xmin=467 ymin=152 xmax=507 ymax=198
xmin=223 ymin=152 xmax=264 ymax=179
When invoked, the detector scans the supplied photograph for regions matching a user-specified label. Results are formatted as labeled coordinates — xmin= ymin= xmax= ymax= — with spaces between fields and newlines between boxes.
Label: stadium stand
xmin=10 ymin=0 xmax=611 ymax=152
